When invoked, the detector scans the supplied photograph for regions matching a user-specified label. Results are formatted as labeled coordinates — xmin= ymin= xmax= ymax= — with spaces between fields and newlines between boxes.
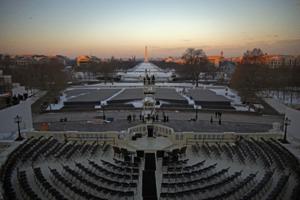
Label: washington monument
xmin=144 ymin=46 xmax=148 ymax=62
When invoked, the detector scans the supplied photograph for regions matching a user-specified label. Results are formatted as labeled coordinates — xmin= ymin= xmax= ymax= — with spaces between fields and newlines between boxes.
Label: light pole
xmin=283 ymin=117 xmax=291 ymax=143
xmin=14 ymin=115 xmax=23 ymax=141
xmin=194 ymin=105 xmax=200 ymax=121
xmin=101 ymin=102 xmax=106 ymax=120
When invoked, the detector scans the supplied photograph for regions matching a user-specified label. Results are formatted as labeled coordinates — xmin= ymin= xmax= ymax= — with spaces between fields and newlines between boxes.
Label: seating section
xmin=1 ymin=136 xmax=299 ymax=200
xmin=1 ymin=138 xmax=34 ymax=200
xmin=18 ymin=170 xmax=42 ymax=200
xmin=160 ymin=137 xmax=300 ymax=200
xmin=33 ymin=167 xmax=67 ymax=200
xmin=0 ymin=137 xmax=125 ymax=200
xmin=50 ymin=168 xmax=107 ymax=200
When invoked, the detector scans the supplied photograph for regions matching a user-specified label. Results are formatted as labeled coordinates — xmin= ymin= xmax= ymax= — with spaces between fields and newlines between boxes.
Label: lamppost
xmin=101 ymin=102 xmax=106 ymax=120
xmin=218 ymin=112 xmax=222 ymax=125
xmin=14 ymin=115 xmax=23 ymax=141
xmin=283 ymin=117 xmax=291 ymax=143
xmin=194 ymin=105 xmax=200 ymax=121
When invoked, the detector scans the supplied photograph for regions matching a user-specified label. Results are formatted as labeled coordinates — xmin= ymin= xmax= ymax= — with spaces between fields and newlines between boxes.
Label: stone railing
xmin=184 ymin=131 xmax=283 ymax=145
xmin=25 ymin=131 xmax=118 ymax=145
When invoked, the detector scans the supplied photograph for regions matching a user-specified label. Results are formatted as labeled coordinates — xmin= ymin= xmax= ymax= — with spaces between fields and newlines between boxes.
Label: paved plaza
xmin=188 ymin=88 xmax=231 ymax=103
xmin=33 ymin=84 xmax=284 ymax=133
xmin=33 ymin=110 xmax=282 ymax=133
xmin=33 ymin=110 xmax=282 ymax=124
xmin=108 ymin=88 xmax=187 ymax=103
xmin=34 ymin=119 xmax=273 ymax=133
xmin=65 ymin=88 xmax=121 ymax=103
xmin=109 ymin=88 xmax=144 ymax=102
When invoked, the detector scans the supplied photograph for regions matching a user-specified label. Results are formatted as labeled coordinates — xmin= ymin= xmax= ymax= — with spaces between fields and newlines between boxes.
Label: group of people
xmin=162 ymin=112 xmax=169 ymax=122
xmin=143 ymin=74 xmax=155 ymax=85
xmin=126 ymin=112 xmax=169 ymax=123
xmin=210 ymin=111 xmax=223 ymax=125
xmin=214 ymin=111 xmax=223 ymax=119
xmin=127 ymin=114 xmax=136 ymax=122
xmin=59 ymin=117 xmax=68 ymax=122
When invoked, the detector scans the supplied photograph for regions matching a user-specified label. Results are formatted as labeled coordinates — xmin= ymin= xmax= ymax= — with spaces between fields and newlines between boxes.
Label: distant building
xmin=164 ymin=57 xmax=185 ymax=64
xmin=265 ymin=55 xmax=297 ymax=68
xmin=229 ymin=54 xmax=299 ymax=68
xmin=76 ymin=55 xmax=102 ymax=67
xmin=15 ymin=56 xmax=34 ymax=66
xmin=13 ymin=55 xmax=69 ymax=66
xmin=280 ymin=55 xmax=297 ymax=67
xmin=76 ymin=55 xmax=91 ymax=66
xmin=207 ymin=51 xmax=224 ymax=67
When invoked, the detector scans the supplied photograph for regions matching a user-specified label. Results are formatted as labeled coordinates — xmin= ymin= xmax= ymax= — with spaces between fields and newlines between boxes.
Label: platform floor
xmin=127 ymin=136 xmax=173 ymax=151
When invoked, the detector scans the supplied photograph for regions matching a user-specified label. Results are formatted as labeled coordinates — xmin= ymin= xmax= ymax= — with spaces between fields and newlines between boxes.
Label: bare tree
xmin=182 ymin=48 xmax=209 ymax=87
xmin=242 ymin=48 xmax=266 ymax=64
xmin=231 ymin=48 xmax=271 ymax=103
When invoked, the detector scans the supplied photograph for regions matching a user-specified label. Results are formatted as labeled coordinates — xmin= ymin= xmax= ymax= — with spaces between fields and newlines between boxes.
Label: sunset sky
xmin=1 ymin=0 xmax=300 ymax=58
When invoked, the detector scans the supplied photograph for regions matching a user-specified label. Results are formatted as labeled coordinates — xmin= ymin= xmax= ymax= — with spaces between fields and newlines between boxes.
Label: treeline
xmin=230 ymin=63 xmax=300 ymax=101
xmin=229 ymin=48 xmax=300 ymax=102
xmin=1 ymin=58 xmax=67 ymax=92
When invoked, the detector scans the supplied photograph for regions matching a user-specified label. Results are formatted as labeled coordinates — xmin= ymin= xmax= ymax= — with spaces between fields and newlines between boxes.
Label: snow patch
xmin=46 ymin=94 xmax=66 ymax=111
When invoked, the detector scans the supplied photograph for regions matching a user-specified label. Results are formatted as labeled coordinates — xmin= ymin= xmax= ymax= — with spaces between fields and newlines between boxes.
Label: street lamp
xmin=194 ymin=105 xmax=201 ymax=121
xmin=14 ymin=115 xmax=23 ymax=141
xmin=283 ymin=117 xmax=291 ymax=143
xmin=101 ymin=102 xmax=106 ymax=120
